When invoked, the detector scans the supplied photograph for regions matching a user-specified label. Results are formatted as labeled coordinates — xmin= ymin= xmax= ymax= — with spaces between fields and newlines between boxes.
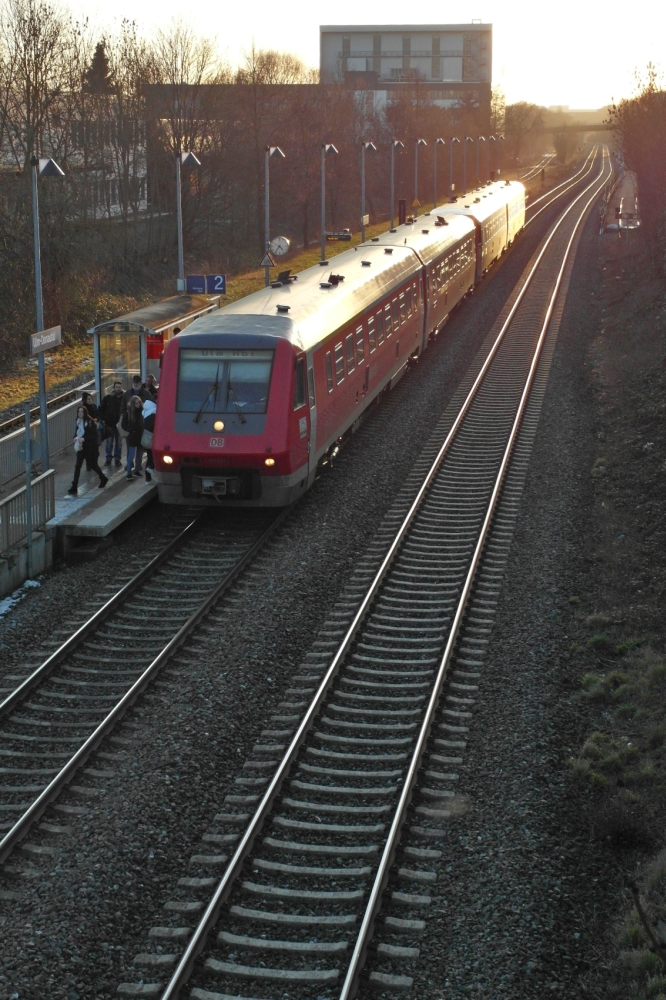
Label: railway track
xmin=108 ymin=150 xmax=612 ymax=999
xmin=0 ymin=509 xmax=285 ymax=861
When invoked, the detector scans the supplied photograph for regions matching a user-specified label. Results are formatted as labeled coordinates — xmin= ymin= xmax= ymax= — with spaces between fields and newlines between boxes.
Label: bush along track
xmin=568 ymin=220 xmax=666 ymax=998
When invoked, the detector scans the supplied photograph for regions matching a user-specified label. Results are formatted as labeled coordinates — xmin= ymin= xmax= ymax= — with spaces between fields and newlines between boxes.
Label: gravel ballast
xmin=0 ymin=188 xmax=607 ymax=1000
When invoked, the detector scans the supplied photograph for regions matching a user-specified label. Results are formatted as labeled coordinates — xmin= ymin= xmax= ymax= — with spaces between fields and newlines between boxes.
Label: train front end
xmin=153 ymin=316 xmax=310 ymax=507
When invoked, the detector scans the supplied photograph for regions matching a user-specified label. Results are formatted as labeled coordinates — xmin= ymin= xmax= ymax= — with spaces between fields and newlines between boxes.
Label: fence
xmin=0 ymin=388 xmax=98 ymax=490
xmin=0 ymin=469 xmax=55 ymax=554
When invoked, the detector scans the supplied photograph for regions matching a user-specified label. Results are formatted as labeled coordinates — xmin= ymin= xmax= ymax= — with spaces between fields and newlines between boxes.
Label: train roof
xmin=437 ymin=179 xmax=525 ymax=225
xmin=177 ymin=243 xmax=420 ymax=354
xmin=360 ymin=211 xmax=475 ymax=267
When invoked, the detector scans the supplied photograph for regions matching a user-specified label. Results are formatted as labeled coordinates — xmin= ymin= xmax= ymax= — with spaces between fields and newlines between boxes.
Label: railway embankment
xmin=569 ymin=225 xmax=666 ymax=997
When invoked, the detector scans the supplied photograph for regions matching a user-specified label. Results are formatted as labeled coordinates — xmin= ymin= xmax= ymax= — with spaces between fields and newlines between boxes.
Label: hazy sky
xmin=73 ymin=0 xmax=664 ymax=109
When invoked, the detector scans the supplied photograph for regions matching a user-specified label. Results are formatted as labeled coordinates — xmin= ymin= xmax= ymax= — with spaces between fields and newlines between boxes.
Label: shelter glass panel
xmin=99 ymin=332 xmax=140 ymax=395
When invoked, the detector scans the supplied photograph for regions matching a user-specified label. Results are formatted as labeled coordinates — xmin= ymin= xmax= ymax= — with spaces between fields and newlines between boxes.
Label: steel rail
xmin=0 ymin=517 xmax=202 ymax=717
xmin=339 ymin=146 xmax=612 ymax=999
xmin=525 ymin=147 xmax=598 ymax=225
xmin=158 ymin=147 xmax=612 ymax=1000
xmin=526 ymin=147 xmax=595 ymax=211
xmin=0 ymin=509 xmax=289 ymax=864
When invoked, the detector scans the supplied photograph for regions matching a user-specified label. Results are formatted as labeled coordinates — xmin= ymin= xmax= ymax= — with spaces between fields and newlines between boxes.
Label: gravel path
xmin=0 ymin=195 xmax=591 ymax=1000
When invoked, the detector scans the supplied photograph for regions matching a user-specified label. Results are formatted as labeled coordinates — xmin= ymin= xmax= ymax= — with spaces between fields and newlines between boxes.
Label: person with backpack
xmin=98 ymin=381 xmax=124 ymax=467
xmin=121 ymin=395 xmax=144 ymax=480
xmin=67 ymin=406 xmax=108 ymax=496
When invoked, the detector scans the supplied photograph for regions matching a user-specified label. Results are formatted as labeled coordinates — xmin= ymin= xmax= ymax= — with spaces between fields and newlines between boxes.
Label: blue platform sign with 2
xmin=186 ymin=274 xmax=206 ymax=294
xmin=206 ymin=274 xmax=226 ymax=295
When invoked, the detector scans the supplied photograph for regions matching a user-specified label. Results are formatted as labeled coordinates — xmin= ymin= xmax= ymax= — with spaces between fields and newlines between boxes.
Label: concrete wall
xmin=0 ymin=527 xmax=54 ymax=599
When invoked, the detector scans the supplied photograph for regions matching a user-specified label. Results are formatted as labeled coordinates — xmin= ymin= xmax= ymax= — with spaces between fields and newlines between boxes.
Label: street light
xmin=433 ymin=137 xmax=445 ymax=210
xmin=264 ymin=145 xmax=285 ymax=287
xmin=449 ymin=137 xmax=460 ymax=201
xmin=176 ymin=150 xmax=201 ymax=293
xmin=497 ymin=134 xmax=505 ymax=176
xmin=476 ymin=136 xmax=486 ymax=186
xmin=360 ymin=141 xmax=376 ymax=243
xmin=487 ymin=135 xmax=494 ymax=181
xmin=31 ymin=155 xmax=64 ymax=473
xmin=390 ymin=139 xmax=404 ymax=229
xmin=463 ymin=136 xmax=474 ymax=196
xmin=414 ymin=138 xmax=427 ymax=213
xmin=320 ymin=142 xmax=338 ymax=263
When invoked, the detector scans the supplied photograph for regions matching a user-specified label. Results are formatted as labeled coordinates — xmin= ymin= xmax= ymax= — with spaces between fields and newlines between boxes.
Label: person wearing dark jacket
xmin=81 ymin=392 xmax=98 ymax=418
xmin=142 ymin=397 xmax=156 ymax=481
xmin=121 ymin=395 xmax=144 ymax=480
xmin=98 ymin=381 xmax=124 ymax=467
xmin=119 ymin=376 xmax=150 ymax=417
xmin=67 ymin=406 xmax=108 ymax=495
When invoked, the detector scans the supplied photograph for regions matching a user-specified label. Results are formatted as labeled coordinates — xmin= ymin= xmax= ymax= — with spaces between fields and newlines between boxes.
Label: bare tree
xmin=504 ymin=101 xmax=544 ymax=164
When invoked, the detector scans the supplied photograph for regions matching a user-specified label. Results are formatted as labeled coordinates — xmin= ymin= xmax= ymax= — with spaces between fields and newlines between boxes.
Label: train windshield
xmin=177 ymin=348 xmax=274 ymax=415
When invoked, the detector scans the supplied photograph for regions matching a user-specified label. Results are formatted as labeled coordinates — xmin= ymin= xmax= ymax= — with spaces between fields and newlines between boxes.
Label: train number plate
xmin=209 ymin=437 xmax=225 ymax=447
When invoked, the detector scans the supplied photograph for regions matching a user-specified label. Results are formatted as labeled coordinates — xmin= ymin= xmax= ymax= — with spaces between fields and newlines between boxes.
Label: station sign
xmin=206 ymin=274 xmax=226 ymax=295
xmin=326 ymin=231 xmax=352 ymax=242
xmin=30 ymin=325 xmax=61 ymax=355
xmin=186 ymin=274 xmax=206 ymax=294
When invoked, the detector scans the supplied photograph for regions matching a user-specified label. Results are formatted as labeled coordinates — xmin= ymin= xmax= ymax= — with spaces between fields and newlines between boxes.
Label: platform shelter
xmin=89 ymin=293 xmax=221 ymax=396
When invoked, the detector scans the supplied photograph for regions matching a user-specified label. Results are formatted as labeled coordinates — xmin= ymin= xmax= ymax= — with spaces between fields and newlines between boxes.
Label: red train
xmin=154 ymin=180 xmax=525 ymax=506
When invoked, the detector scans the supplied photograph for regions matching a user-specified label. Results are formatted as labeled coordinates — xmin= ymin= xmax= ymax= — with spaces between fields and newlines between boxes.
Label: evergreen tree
xmin=84 ymin=40 xmax=113 ymax=94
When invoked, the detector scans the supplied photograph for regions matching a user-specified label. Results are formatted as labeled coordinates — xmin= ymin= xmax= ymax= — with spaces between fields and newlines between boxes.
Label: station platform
xmin=604 ymin=171 xmax=639 ymax=231
xmin=49 ymin=444 xmax=156 ymax=557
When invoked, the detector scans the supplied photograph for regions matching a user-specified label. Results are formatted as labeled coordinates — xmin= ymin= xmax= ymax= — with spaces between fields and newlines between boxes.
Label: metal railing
xmin=0 ymin=380 xmax=95 ymax=437
xmin=0 ymin=389 xmax=98 ymax=490
xmin=0 ymin=469 xmax=55 ymax=553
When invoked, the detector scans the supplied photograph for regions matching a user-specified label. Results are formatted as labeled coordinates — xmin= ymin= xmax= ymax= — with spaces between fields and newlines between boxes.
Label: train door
xmin=305 ymin=349 xmax=318 ymax=485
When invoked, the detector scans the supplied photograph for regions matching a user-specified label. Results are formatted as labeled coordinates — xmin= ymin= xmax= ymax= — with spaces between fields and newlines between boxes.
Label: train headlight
xmin=264 ymin=457 xmax=275 ymax=467
xmin=163 ymin=455 xmax=174 ymax=465
xmin=214 ymin=420 xmax=224 ymax=431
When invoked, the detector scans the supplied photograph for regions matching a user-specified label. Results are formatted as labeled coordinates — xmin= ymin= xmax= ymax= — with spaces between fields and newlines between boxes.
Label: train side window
xmin=355 ymin=325 xmax=365 ymax=363
xmin=376 ymin=309 xmax=385 ymax=344
xmin=325 ymin=351 xmax=334 ymax=392
xmin=392 ymin=298 xmax=400 ymax=331
xmin=345 ymin=333 xmax=355 ymax=373
xmin=398 ymin=294 xmax=406 ymax=326
xmin=294 ymin=357 xmax=306 ymax=409
xmin=384 ymin=303 xmax=392 ymax=337
xmin=307 ymin=365 xmax=316 ymax=408
xmin=334 ymin=343 xmax=344 ymax=384
xmin=414 ymin=281 xmax=419 ymax=305
xmin=405 ymin=286 xmax=412 ymax=318
xmin=368 ymin=316 xmax=377 ymax=353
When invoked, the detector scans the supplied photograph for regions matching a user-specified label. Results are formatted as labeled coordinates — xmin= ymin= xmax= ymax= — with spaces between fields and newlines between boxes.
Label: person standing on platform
xmin=122 ymin=395 xmax=144 ymax=480
xmin=99 ymin=381 xmax=124 ymax=468
xmin=120 ymin=375 xmax=149 ymax=417
xmin=81 ymin=391 xmax=98 ymax=419
xmin=67 ymin=406 xmax=108 ymax=495
xmin=141 ymin=397 xmax=157 ymax=482
xmin=144 ymin=373 xmax=158 ymax=398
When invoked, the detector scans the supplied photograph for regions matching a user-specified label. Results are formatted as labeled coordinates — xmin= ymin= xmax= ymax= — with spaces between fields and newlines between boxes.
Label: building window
xmin=431 ymin=36 xmax=440 ymax=79
xmin=402 ymin=35 xmax=411 ymax=74
xmin=373 ymin=34 xmax=381 ymax=74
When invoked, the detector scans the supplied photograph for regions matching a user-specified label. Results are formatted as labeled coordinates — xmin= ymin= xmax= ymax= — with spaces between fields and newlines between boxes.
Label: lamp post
xmin=414 ymin=138 xmax=427 ymax=212
xmin=264 ymin=145 xmax=285 ymax=286
xmin=487 ymin=135 xmax=494 ymax=181
xmin=176 ymin=150 xmax=201 ymax=292
xmin=449 ymin=137 xmax=460 ymax=201
xmin=496 ymin=134 xmax=505 ymax=177
xmin=463 ymin=136 xmax=473 ymax=196
xmin=476 ymin=136 xmax=485 ymax=186
xmin=31 ymin=155 xmax=64 ymax=473
xmin=320 ymin=142 xmax=338 ymax=263
xmin=360 ymin=141 xmax=376 ymax=243
xmin=433 ymin=137 xmax=445 ymax=210
xmin=390 ymin=139 xmax=404 ymax=229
